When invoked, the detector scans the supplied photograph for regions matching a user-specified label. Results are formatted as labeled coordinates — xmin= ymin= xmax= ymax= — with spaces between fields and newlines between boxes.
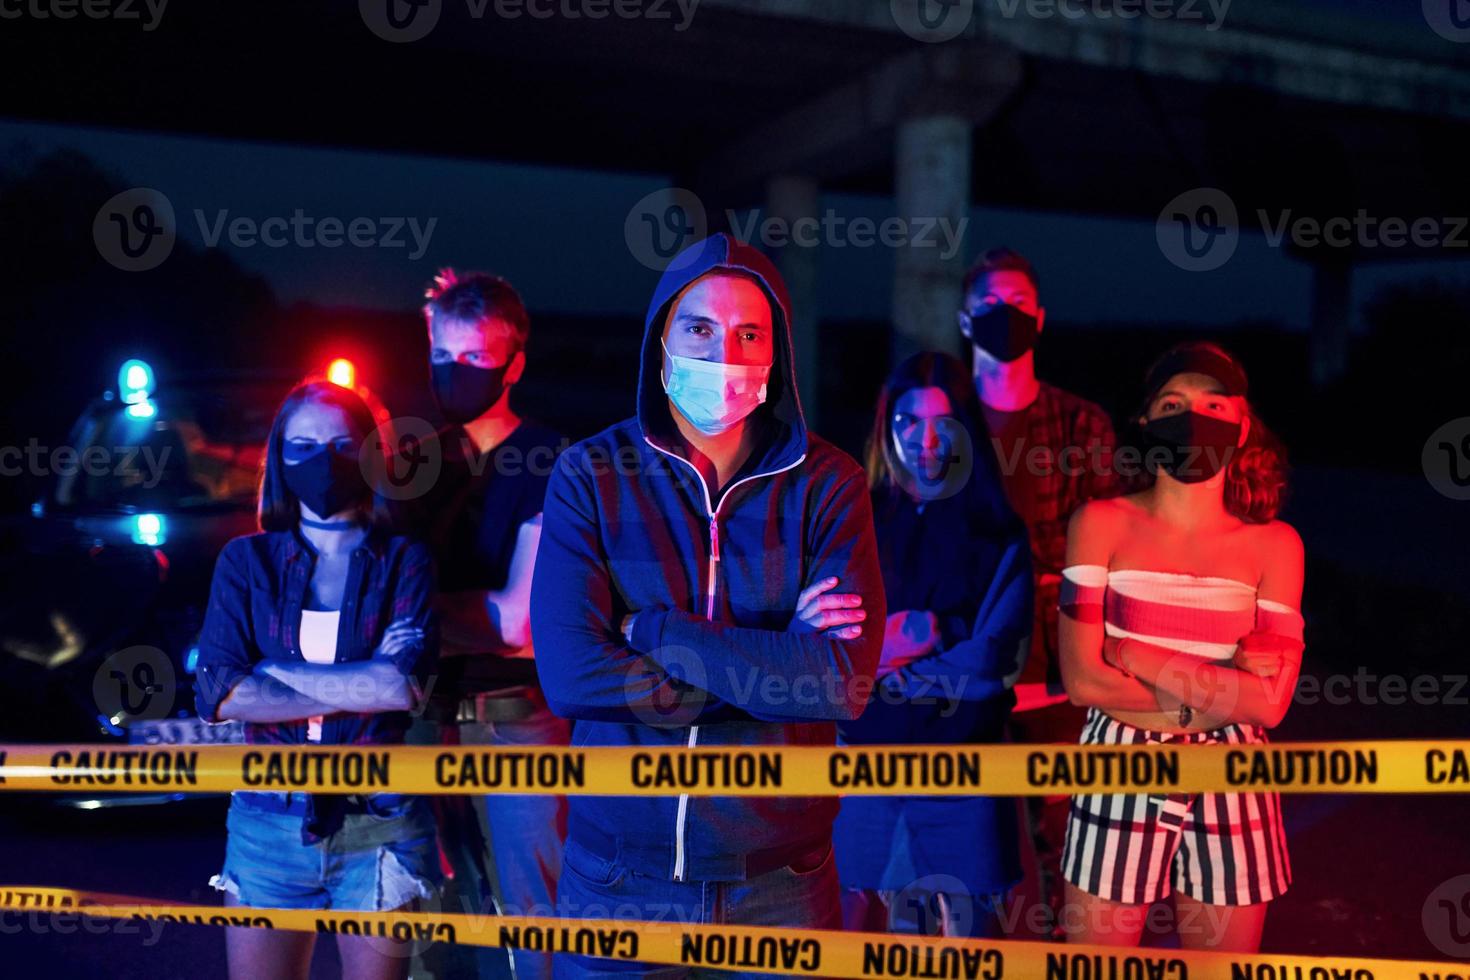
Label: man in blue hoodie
xmin=530 ymin=233 xmax=885 ymax=977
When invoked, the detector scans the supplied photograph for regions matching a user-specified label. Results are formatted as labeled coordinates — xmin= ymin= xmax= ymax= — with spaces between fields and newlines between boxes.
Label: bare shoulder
xmin=1244 ymin=518 xmax=1304 ymax=559
xmin=1068 ymin=493 xmax=1139 ymax=544
xmin=1072 ymin=492 xmax=1145 ymax=526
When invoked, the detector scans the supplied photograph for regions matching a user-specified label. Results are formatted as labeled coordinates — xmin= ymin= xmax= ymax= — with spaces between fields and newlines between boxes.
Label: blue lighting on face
xmin=131 ymin=512 xmax=166 ymax=546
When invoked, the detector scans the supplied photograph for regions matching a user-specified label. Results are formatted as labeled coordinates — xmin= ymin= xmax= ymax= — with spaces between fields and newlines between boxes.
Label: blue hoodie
xmin=530 ymin=234 xmax=885 ymax=882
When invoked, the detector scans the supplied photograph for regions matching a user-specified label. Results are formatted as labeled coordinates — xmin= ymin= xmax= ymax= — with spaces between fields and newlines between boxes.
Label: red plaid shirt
xmin=984 ymin=382 xmax=1118 ymax=690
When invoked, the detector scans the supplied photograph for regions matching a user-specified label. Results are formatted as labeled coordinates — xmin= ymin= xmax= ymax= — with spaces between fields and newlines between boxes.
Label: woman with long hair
xmin=1058 ymin=342 xmax=1305 ymax=951
xmin=194 ymin=379 xmax=441 ymax=980
xmin=833 ymin=351 xmax=1033 ymax=937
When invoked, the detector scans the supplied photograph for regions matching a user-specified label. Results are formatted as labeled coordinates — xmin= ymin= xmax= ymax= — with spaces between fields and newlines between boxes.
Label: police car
xmin=0 ymin=358 xmax=310 ymax=762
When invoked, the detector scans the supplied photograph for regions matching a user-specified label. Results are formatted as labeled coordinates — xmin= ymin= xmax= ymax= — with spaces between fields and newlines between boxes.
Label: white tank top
xmin=299 ymin=609 xmax=340 ymax=742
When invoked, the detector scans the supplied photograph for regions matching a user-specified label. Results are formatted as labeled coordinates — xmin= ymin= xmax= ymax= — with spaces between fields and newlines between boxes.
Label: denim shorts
xmin=211 ymin=791 xmax=443 ymax=911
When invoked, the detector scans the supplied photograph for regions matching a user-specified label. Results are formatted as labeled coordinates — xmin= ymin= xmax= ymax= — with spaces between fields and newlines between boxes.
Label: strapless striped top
xmin=1060 ymin=565 xmax=1302 ymax=661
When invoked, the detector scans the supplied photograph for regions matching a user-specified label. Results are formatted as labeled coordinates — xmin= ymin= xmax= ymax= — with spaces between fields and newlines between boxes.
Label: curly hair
xmin=1128 ymin=342 xmax=1288 ymax=524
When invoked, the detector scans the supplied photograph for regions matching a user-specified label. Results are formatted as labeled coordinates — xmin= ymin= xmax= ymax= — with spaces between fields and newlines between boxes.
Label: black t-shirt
xmin=416 ymin=420 xmax=564 ymax=592
xmin=408 ymin=420 xmax=565 ymax=694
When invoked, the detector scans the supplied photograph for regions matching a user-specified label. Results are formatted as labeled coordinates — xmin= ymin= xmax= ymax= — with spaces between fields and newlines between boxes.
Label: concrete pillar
xmin=892 ymin=115 xmax=971 ymax=363
xmin=1310 ymin=258 xmax=1353 ymax=387
xmin=766 ymin=174 xmax=822 ymax=429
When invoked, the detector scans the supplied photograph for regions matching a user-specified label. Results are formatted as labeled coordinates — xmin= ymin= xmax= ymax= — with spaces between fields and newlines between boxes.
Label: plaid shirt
xmin=984 ymin=382 xmax=1118 ymax=689
xmin=194 ymin=528 xmax=437 ymax=746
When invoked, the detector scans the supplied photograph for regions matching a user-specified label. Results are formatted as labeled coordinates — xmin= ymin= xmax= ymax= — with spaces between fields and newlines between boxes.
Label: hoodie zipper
xmin=643 ymin=436 xmax=806 ymax=881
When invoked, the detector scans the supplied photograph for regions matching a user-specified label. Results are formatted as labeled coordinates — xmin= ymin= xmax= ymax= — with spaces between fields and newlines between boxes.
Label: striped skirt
xmin=1061 ymin=708 xmax=1291 ymax=906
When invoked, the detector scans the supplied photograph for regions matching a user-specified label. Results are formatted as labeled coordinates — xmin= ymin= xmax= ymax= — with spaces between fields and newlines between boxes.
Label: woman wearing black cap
xmin=1056 ymin=342 xmax=1305 ymax=951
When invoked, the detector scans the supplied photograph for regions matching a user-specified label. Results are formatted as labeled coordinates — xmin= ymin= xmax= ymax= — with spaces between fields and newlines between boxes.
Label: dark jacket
xmin=530 ymin=233 xmax=885 ymax=882
xmin=835 ymin=477 xmax=1032 ymax=893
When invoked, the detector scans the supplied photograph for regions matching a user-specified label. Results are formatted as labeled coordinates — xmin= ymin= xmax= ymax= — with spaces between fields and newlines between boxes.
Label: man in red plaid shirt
xmin=958 ymin=247 xmax=1118 ymax=938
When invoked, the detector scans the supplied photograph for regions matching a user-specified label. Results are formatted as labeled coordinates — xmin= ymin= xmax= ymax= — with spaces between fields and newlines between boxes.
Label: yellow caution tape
xmin=0 ymin=885 xmax=1461 ymax=978
xmin=3 ymin=740 xmax=1470 ymax=795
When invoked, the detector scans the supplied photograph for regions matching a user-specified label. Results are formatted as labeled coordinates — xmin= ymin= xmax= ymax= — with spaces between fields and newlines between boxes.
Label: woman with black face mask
xmin=834 ymin=352 xmax=1033 ymax=939
xmin=1057 ymin=342 xmax=1304 ymax=953
xmin=193 ymin=379 xmax=441 ymax=980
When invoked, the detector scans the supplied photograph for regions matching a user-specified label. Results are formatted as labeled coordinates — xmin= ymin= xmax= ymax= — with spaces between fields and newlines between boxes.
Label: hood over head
xmin=637 ymin=233 xmax=807 ymax=471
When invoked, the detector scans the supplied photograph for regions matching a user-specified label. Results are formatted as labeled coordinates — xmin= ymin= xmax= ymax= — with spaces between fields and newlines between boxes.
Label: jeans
xmin=211 ymin=792 xmax=441 ymax=911
xmin=840 ymin=886 xmax=1004 ymax=938
xmin=407 ymin=701 xmax=570 ymax=980
xmin=553 ymin=839 xmax=841 ymax=979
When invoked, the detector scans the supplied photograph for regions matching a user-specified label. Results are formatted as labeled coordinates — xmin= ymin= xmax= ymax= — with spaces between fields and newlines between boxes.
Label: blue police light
xmin=184 ymin=645 xmax=200 ymax=674
xmin=131 ymin=512 xmax=166 ymax=546
xmin=124 ymin=399 xmax=157 ymax=419
xmin=118 ymin=359 xmax=155 ymax=404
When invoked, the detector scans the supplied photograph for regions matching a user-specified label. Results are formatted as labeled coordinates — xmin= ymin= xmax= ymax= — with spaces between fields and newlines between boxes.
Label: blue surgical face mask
xmin=660 ymin=339 xmax=772 ymax=436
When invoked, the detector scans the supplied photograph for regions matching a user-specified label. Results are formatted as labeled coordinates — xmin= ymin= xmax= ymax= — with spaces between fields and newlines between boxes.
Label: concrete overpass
xmin=5 ymin=0 xmax=1468 ymax=390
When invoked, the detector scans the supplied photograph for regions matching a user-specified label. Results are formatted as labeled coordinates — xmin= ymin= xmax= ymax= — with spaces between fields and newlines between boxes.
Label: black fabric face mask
xmin=284 ymin=444 xmax=368 ymax=519
xmin=432 ymin=361 xmax=510 ymax=425
xmin=1141 ymin=411 xmax=1243 ymax=484
xmin=966 ymin=303 xmax=1039 ymax=363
